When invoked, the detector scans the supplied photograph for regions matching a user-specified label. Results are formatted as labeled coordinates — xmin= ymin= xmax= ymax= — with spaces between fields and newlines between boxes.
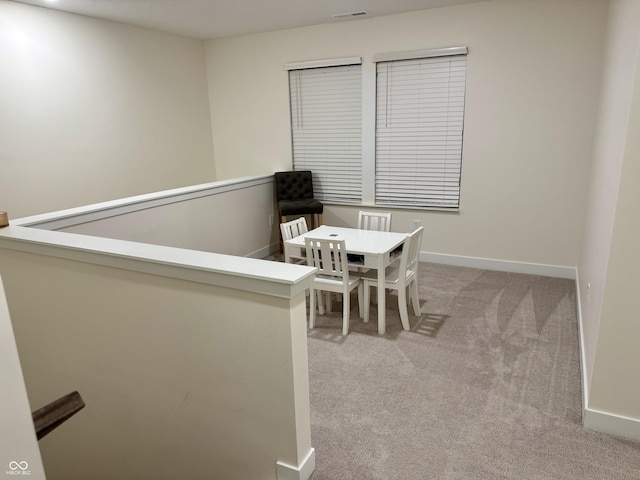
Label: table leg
xmin=377 ymin=255 xmax=385 ymax=335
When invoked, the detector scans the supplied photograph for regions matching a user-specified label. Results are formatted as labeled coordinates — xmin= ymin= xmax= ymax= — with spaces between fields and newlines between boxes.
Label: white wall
xmin=0 ymin=246 xmax=312 ymax=479
xmin=58 ymin=178 xmax=279 ymax=259
xmin=0 ymin=1 xmax=216 ymax=219
xmin=204 ymin=0 xmax=608 ymax=268
xmin=580 ymin=0 xmax=640 ymax=434
xmin=577 ymin=0 xmax=640 ymax=399
xmin=0 ymin=276 xmax=45 ymax=480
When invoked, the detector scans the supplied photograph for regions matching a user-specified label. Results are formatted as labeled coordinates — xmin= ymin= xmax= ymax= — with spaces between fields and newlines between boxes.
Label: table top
xmin=285 ymin=225 xmax=407 ymax=256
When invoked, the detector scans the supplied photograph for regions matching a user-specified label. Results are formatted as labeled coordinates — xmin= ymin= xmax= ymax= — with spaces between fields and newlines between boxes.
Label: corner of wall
xmin=276 ymin=448 xmax=315 ymax=480
xmin=574 ymin=269 xmax=591 ymax=422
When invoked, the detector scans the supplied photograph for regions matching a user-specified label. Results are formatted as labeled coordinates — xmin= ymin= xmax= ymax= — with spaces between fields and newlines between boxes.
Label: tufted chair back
xmin=274 ymin=170 xmax=315 ymax=202
xmin=274 ymin=170 xmax=324 ymax=244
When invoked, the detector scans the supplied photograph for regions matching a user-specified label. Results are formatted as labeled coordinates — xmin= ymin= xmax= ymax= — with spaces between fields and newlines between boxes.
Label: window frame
xmin=286 ymin=47 xmax=468 ymax=212
xmin=373 ymin=49 xmax=467 ymax=210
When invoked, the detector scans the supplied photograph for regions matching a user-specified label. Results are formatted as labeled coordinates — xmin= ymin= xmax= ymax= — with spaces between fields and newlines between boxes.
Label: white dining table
xmin=283 ymin=225 xmax=408 ymax=335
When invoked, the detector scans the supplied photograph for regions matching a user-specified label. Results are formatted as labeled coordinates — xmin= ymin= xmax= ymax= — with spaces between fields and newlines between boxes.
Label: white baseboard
xmin=254 ymin=244 xmax=577 ymax=281
xmin=576 ymin=272 xmax=640 ymax=441
xmin=276 ymin=448 xmax=315 ymax=480
xmin=420 ymin=251 xmax=577 ymax=279
xmin=584 ymin=408 xmax=640 ymax=441
xmin=247 ymin=243 xmax=279 ymax=259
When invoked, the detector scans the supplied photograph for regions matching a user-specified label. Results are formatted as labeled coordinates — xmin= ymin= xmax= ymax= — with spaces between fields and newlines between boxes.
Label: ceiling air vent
xmin=332 ymin=11 xmax=369 ymax=19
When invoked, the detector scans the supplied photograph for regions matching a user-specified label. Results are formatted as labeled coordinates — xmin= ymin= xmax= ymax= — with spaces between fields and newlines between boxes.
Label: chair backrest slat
xmin=400 ymin=227 xmax=424 ymax=276
xmin=358 ymin=211 xmax=392 ymax=232
xmin=305 ymin=237 xmax=348 ymax=279
xmin=280 ymin=217 xmax=308 ymax=241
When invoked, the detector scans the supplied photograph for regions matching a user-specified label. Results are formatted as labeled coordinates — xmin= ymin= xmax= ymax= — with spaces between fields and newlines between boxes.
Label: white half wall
xmin=51 ymin=176 xmax=280 ymax=258
xmin=0 ymin=243 xmax=314 ymax=479
xmin=0 ymin=1 xmax=216 ymax=219
xmin=204 ymin=0 xmax=608 ymax=268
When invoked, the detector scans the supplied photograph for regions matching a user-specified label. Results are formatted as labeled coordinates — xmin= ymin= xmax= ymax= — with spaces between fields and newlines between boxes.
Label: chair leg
xmin=278 ymin=213 xmax=287 ymax=254
xmin=309 ymin=286 xmax=315 ymax=329
xmin=357 ymin=284 xmax=364 ymax=318
xmin=363 ymin=280 xmax=371 ymax=323
xmin=342 ymin=287 xmax=350 ymax=335
xmin=397 ymin=286 xmax=410 ymax=330
xmin=410 ymin=280 xmax=421 ymax=316
xmin=317 ymin=290 xmax=325 ymax=315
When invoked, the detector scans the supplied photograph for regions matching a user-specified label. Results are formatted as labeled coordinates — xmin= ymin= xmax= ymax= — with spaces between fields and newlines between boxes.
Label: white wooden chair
xmin=280 ymin=217 xmax=308 ymax=264
xmin=358 ymin=211 xmax=392 ymax=232
xmin=354 ymin=210 xmax=393 ymax=309
xmin=362 ymin=227 xmax=423 ymax=331
xmin=305 ymin=237 xmax=362 ymax=335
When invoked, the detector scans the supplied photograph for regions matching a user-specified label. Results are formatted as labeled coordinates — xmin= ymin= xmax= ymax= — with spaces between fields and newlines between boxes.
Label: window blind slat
xmin=375 ymin=54 xmax=467 ymax=209
xmin=289 ymin=64 xmax=362 ymax=204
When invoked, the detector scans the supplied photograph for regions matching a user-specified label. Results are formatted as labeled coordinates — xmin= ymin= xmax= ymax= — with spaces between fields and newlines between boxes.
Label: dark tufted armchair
xmin=274 ymin=170 xmax=324 ymax=230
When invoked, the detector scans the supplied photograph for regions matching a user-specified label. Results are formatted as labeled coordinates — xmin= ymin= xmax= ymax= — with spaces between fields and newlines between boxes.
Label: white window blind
xmin=375 ymin=54 xmax=467 ymax=209
xmin=289 ymin=64 xmax=362 ymax=204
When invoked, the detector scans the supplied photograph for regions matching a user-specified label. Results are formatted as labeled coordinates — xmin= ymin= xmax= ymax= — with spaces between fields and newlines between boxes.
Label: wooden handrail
xmin=32 ymin=391 xmax=85 ymax=440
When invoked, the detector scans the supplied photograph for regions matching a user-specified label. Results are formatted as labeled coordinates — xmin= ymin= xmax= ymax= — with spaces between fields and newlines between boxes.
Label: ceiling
xmin=11 ymin=0 xmax=486 ymax=40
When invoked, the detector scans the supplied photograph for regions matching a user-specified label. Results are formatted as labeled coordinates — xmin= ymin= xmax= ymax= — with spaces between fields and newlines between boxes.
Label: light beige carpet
xmin=304 ymin=262 xmax=640 ymax=479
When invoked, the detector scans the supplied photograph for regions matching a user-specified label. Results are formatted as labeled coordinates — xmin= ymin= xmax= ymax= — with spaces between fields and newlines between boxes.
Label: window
xmin=375 ymin=50 xmax=467 ymax=209
xmin=285 ymin=47 xmax=467 ymax=210
xmin=287 ymin=59 xmax=362 ymax=204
